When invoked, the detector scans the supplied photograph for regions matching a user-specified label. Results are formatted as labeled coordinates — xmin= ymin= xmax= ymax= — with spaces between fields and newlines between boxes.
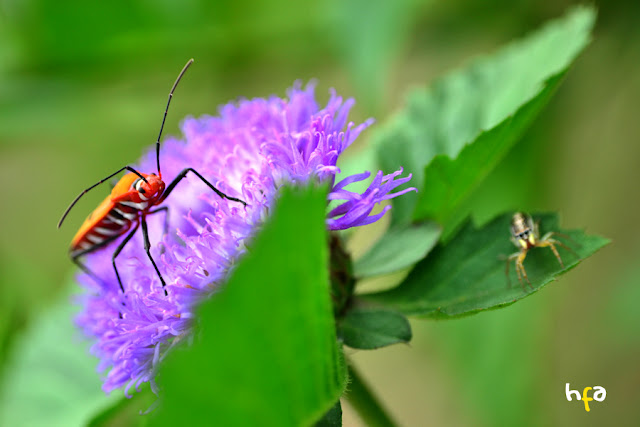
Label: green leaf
xmin=0 ymin=288 xmax=120 ymax=427
xmin=373 ymin=6 xmax=596 ymax=227
xmin=87 ymin=390 xmax=155 ymax=427
xmin=338 ymin=306 xmax=411 ymax=349
xmin=362 ymin=213 xmax=610 ymax=318
xmin=152 ymin=185 xmax=346 ymax=427
xmin=413 ymin=72 xmax=565 ymax=225
xmin=354 ymin=221 xmax=441 ymax=278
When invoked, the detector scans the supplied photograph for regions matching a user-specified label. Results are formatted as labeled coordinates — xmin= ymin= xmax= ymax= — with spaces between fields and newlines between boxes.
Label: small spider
xmin=505 ymin=212 xmax=577 ymax=289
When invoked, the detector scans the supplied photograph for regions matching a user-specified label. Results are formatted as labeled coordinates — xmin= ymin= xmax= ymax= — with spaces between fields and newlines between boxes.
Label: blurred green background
xmin=0 ymin=0 xmax=638 ymax=425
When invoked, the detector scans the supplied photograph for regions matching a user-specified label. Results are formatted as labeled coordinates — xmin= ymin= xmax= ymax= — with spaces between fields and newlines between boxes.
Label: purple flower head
xmin=75 ymin=81 xmax=416 ymax=396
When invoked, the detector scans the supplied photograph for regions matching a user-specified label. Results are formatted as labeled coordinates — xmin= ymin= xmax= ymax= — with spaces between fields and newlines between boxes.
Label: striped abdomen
xmin=70 ymin=199 xmax=149 ymax=257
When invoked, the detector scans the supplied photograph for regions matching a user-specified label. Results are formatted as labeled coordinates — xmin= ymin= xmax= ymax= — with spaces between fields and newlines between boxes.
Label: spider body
xmin=506 ymin=212 xmax=575 ymax=289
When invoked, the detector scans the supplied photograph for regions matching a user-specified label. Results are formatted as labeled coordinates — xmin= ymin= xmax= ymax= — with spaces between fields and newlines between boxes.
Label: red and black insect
xmin=58 ymin=59 xmax=246 ymax=296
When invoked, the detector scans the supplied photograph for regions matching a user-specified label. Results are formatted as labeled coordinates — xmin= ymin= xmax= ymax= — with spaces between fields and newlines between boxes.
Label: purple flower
xmin=75 ymin=81 xmax=415 ymax=396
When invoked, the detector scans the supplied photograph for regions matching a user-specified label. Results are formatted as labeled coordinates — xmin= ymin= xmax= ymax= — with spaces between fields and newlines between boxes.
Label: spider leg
xmin=537 ymin=239 xmax=564 ymax=268
xmin=504 ymin=252 xmax=520 ymax=288
xmin=544 ymin=231 xmax=579 ymax=245
xmin=542 ymin=233 xmax=581 ymax=260
xmin=555 ymin=240 xmax=580 ymax=259
xmin=516 ymin=251 xmax=532 ymax=289
xmin=505 ymin=252 xmax=520 ymax=288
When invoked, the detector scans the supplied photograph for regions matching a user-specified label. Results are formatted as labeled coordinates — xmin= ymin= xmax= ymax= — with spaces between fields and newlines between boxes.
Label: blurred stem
xmin=345 ymin=363 xmax=396 ymax=427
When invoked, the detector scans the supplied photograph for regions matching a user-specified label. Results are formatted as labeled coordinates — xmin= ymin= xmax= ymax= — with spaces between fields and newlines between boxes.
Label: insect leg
xmin=112 ymin=222 xmax=140 ymax=294
xmin=161 ymin=168 xmax=246 ymax=206
xmin=141 ymin=215 xmax=168 ymax=296
xmin=70 ymin=234 xmax=121 ymax=288
xmin=72 ymin=256 xmax=107 ymax=288
xmin=147 ymin=206 xmax=170 ymax=255
xmin=148 ymin=206 xmax=170 ymax=236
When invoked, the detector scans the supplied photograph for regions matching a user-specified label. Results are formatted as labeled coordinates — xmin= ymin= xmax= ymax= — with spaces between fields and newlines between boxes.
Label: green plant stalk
xmin=345 ymin=363 xmax=396 ymax=427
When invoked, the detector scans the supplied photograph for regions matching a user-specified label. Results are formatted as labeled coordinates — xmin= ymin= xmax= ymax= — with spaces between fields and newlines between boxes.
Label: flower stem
xmin=345 ymin=363 xmax=397 ymax=427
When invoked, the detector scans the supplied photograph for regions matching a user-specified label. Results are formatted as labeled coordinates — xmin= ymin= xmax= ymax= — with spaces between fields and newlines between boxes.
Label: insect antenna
xmin=156 ymin=58 xmax=194 ymax=179
xmin=57 ymin=166 xmax=148 ymax=228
